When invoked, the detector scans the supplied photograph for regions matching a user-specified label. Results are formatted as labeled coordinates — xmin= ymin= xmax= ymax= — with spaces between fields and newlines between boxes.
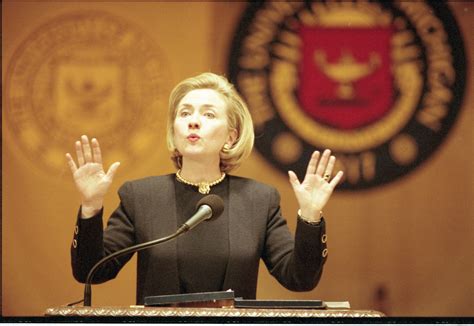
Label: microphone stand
xmin=84 ymin=224 xmax=190 ymax=306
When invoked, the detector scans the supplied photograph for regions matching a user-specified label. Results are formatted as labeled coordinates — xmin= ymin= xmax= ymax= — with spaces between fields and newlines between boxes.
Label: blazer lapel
xmin=145 ymin=174 xmax=180 ymax=295
xmin=222 ymin=176 xmax=239 ymax=292
xmin=221 ymin=177 xmax=259 ymax=298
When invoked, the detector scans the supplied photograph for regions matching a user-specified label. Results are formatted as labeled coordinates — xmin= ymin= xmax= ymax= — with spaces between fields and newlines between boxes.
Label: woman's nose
xmin=188 ymin=115 xmax=200 ymax=129
xmin=188 ymin=121 xmax=200 ymax=129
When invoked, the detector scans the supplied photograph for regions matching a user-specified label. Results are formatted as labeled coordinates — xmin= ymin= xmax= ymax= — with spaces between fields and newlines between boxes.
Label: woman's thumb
xmin=106 ymin=162 xmax=121 ymax=180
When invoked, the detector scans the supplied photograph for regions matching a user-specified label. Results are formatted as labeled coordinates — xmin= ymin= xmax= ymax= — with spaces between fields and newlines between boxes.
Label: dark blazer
xmin=71 ymin=174 xmax=328 ymax=304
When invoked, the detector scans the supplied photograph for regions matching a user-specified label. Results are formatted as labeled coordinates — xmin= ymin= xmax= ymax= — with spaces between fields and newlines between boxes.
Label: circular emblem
xmin=5 ymin=11 xmax=169 ymax=173
xmin=229 ymin=1 xmax=466 ymax=190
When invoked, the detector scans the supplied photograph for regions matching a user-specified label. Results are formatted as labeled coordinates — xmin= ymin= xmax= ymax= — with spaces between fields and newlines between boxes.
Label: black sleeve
xmin=261 ymin=187 xmax=328 ymax=291
xmin=71 ymin=182 xmax=137 ymax=284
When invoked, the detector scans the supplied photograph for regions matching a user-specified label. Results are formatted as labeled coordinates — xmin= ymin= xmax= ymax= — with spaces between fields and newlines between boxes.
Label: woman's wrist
xmin=298 ymin=209 xmax=323 ymax=224
xmin=81 ymin=201 xmax=103 ymax=218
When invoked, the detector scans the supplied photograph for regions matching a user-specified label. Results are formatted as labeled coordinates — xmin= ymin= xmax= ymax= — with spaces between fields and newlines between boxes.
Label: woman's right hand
xmin=66 ymin=135 xmax=120 ymax=217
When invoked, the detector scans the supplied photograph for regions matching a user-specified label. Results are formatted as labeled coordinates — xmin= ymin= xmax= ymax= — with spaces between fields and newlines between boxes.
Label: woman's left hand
xmin=288 ymin=149 xmax=343 ymax=222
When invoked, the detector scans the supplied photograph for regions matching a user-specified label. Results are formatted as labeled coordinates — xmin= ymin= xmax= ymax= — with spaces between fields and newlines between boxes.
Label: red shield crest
xmin=297 ymin=26 xmax=394 ymax=130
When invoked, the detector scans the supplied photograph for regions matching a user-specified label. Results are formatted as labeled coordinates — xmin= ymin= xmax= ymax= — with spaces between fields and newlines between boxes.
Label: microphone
xmin=178 ymin=194 xmax=225 ymax=232
xmin=82 ymin=194 xmax=224 ymax=306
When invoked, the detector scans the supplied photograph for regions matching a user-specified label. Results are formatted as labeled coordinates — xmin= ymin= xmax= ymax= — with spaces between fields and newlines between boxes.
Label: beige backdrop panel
xmin=2 ymin=1 xmax=473 ymax=317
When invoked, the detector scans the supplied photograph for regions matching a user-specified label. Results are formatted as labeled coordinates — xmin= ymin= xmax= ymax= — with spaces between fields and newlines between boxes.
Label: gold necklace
xmin=176 ymin=169 xmax=226 ymax=194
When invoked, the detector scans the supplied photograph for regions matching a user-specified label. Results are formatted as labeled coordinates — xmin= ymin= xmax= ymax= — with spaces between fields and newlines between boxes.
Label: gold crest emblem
xmin=5 ymin=11 xmax=169 ymax=173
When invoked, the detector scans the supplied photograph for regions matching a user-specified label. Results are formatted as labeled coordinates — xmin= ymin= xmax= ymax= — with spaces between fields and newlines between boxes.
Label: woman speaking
xmin=66 ymin=72 xmax=344 ymax=304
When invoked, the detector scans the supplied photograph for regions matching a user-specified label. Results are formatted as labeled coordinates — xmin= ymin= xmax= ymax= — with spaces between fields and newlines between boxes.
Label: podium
xmin=45 ymin=306 xmax=385 ymax=318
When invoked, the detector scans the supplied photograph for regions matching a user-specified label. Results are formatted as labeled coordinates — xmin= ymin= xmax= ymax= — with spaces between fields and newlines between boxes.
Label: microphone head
xmin=196 ymin=194 xmax=224 ymax=220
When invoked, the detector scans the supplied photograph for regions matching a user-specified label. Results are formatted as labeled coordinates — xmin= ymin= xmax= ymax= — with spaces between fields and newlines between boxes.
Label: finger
xmin=288 ymin=170 xmax=301 ymax=189
xmin=316 ymin=149 xmax=331 ymax=176
xmin=91 ymin=138 xmax=103 ymax=164
xmin=305 ymin=151 xmax=320 ymax=176
xmin=329 ymin=171 xmax=344 ymax=187
xmin=105 ymin=162 xmax=121 ymax=180
xmin=65 ymin=153 xmax=78 ymax=174
xmin=323 ymin=155 xmax=336 ymax=180
xmin=75 ymin=140 xmax=85 ymax=166
xmin=81 ymin=135 xmax=93 ymax=163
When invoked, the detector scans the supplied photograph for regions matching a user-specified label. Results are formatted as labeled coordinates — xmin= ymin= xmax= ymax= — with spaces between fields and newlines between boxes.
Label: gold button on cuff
xmin=321 ymin=234 xmax=327 ymax=243
xmin=74 ymin=226 xmax=79 ymax=235
xmin=322 ymin=248 xmax=328 ymax=258
xmin=72 ymin=239 xmax=77 ymax=248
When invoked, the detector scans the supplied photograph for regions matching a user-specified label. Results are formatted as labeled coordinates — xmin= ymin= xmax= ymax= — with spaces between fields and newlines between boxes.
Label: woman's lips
xmin=187 ymin=134 xmax=201 ymax=142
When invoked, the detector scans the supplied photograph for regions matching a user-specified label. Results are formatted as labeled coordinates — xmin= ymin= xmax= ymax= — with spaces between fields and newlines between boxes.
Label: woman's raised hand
xmin=288 ymin=149 xmax=343 ymax=222
xmin=65 ymin=135 xmax=120 ymax=217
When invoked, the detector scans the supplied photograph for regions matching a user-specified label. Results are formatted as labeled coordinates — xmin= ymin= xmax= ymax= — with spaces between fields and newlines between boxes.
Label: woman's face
xmin=173 ymin=88 xmax=236 ymax=162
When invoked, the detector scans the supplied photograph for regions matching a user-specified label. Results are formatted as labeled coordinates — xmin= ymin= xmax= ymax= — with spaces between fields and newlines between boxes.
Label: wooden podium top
xmin=45 ymin=305 xmax=385 ymax=318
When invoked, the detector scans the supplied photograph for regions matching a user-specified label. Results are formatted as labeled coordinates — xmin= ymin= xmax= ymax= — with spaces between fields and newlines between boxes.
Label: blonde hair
xmin=166 ymin=72 xmax=254 ymax=172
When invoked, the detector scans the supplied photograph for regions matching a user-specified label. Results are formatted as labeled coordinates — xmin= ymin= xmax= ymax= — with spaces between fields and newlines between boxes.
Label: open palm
xmin=288 ymin=150 xmax=343 ymax=221
xmin=66 ymin=135 xmax=120 ymax=208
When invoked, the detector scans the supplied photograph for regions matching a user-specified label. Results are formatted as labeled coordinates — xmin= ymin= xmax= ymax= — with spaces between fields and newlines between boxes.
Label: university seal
xmin=5 ymin=11 xmax=169 ymax=174
xmin=228 ymin=1 xmax=466 ymax=190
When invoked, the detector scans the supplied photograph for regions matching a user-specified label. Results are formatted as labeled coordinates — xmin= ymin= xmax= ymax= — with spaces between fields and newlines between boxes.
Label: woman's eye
xmin=179 ymin=111 xmax=190 ymax=117
xmin=204 ymin=112 xmax=215 ymax=118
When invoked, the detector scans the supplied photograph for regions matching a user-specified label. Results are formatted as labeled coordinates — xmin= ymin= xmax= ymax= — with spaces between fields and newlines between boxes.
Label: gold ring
xmin=323 ymin=174 xmax=330 ymax=181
